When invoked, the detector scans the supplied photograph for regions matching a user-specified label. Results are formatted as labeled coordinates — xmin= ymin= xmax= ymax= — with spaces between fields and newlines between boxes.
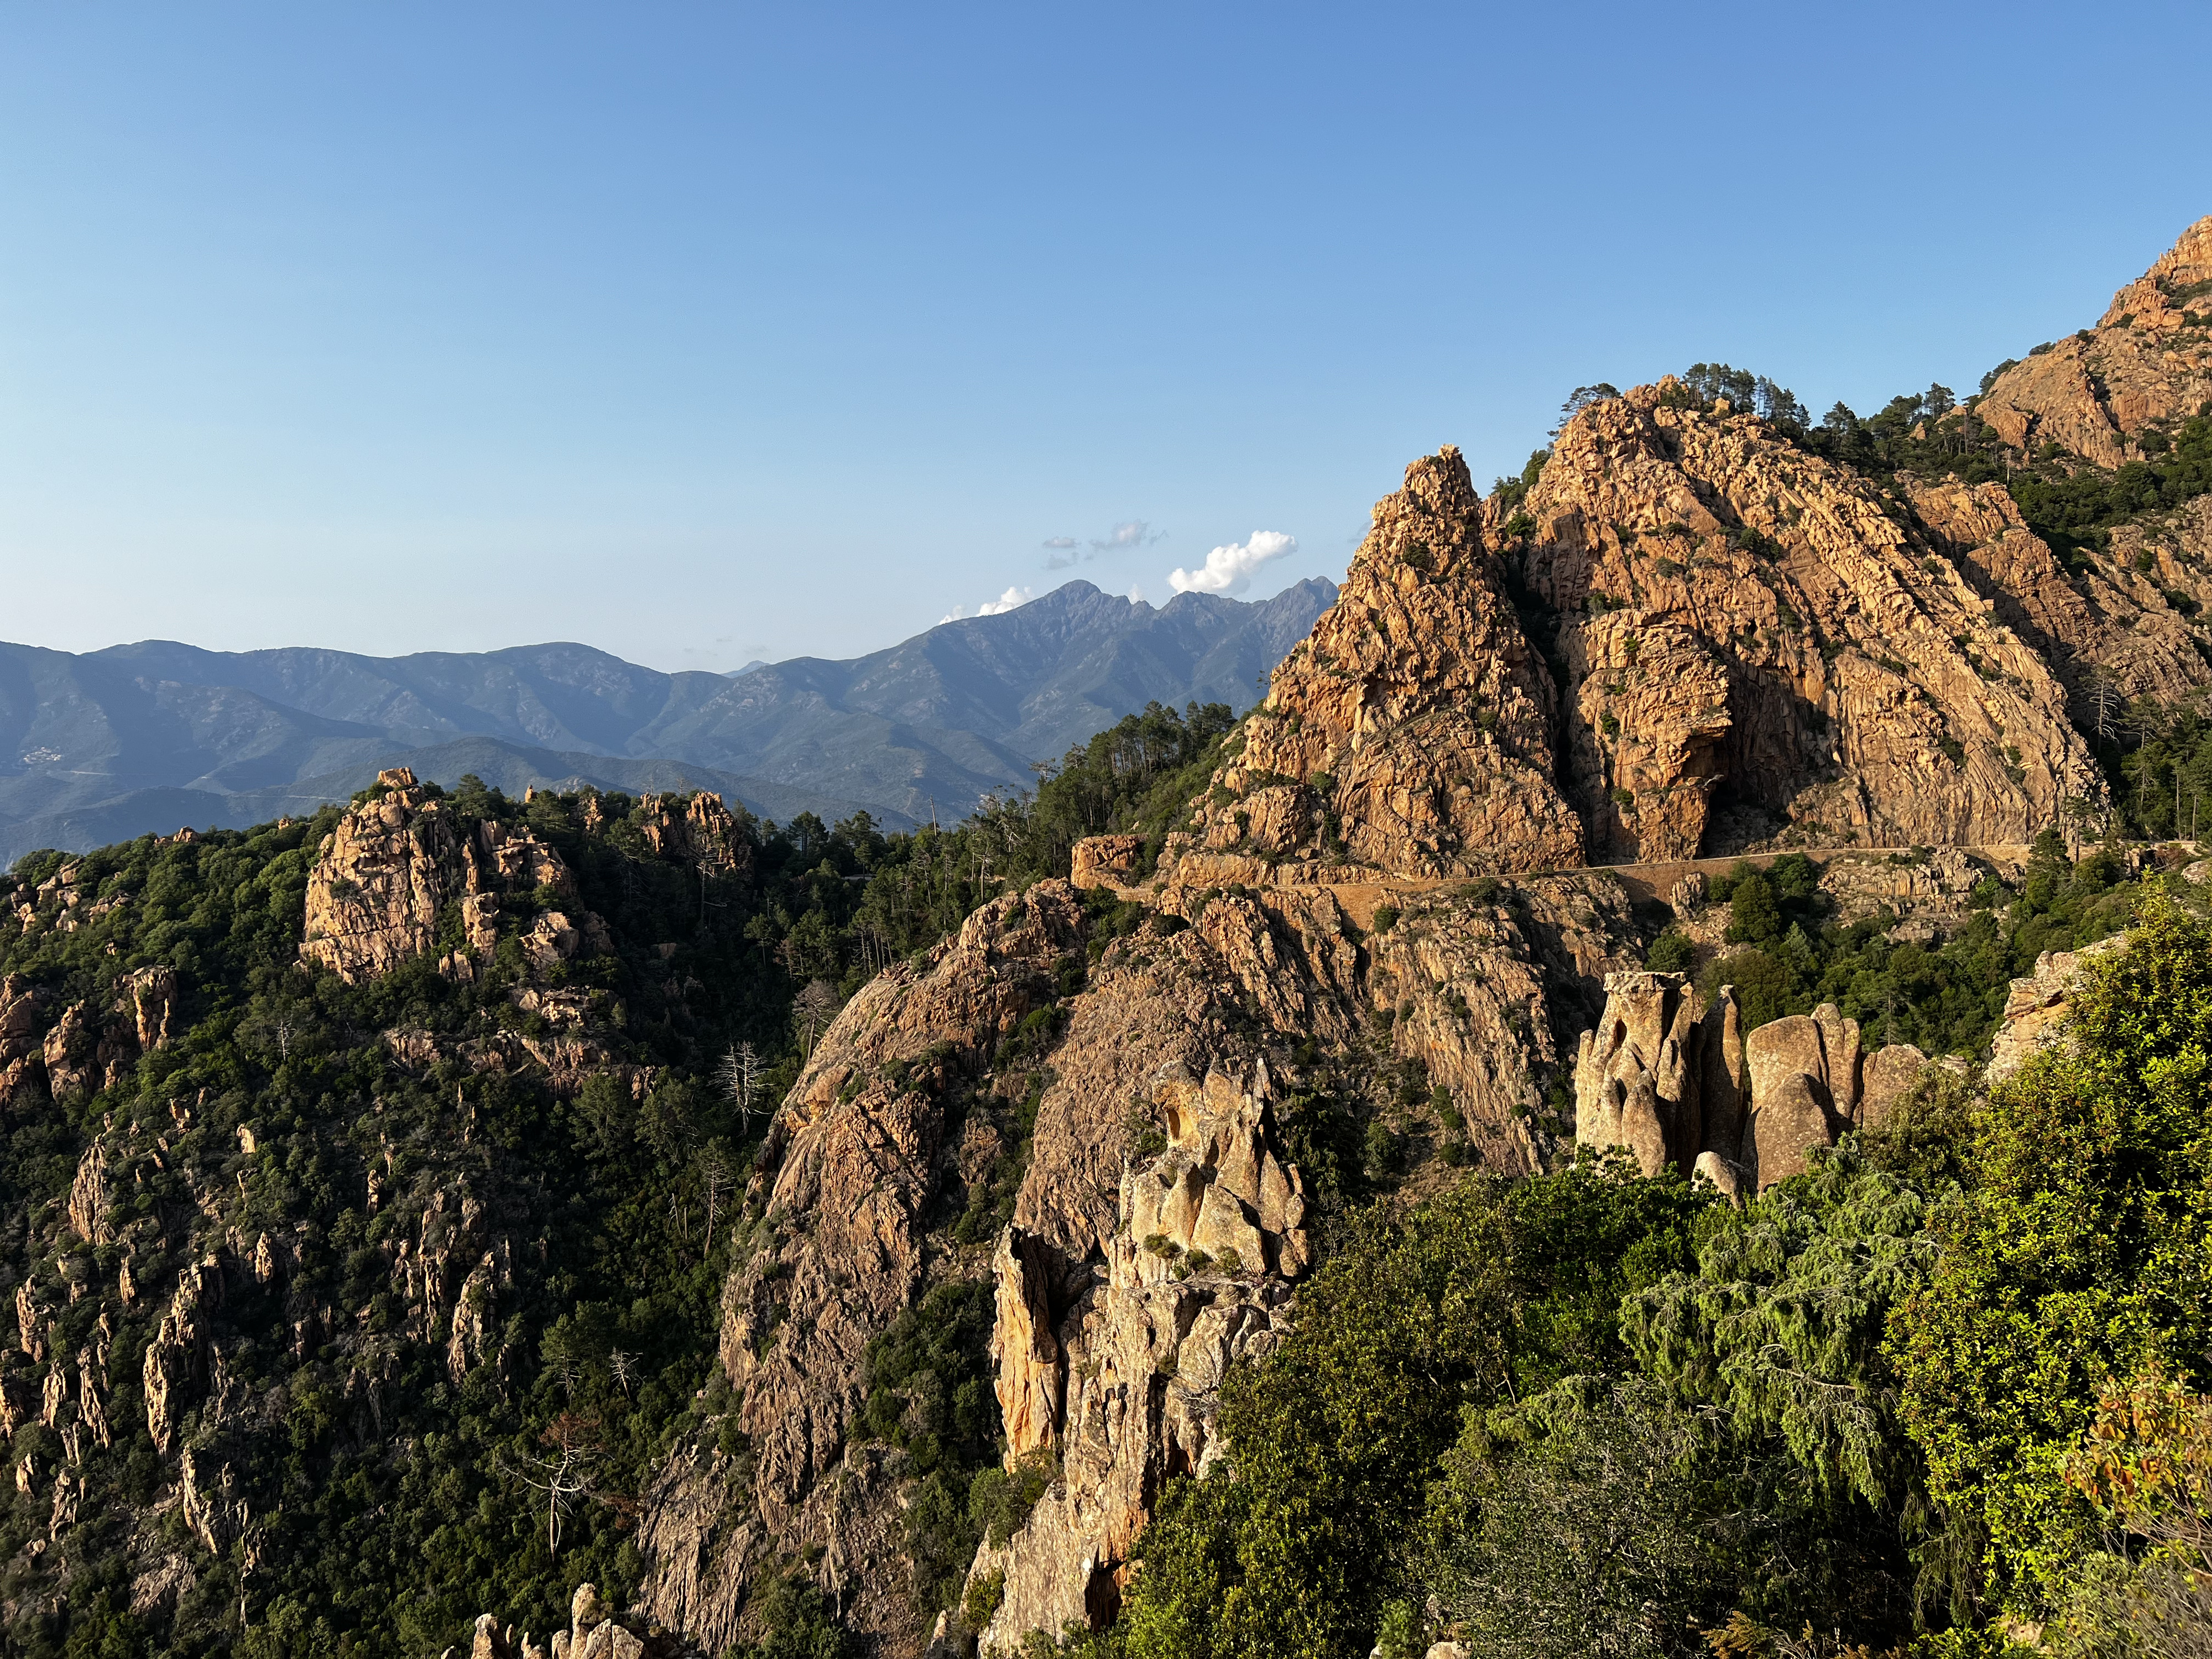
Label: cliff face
xmin=1510 ymin=387 xmax=2103 ymax=857
xmin=1162 ymin=397 xmax=2114 ymax=888
xmin=1162 ymin=446 xmax=1584 ymax=884
xmin=1907 ymin=476 xmax=2212 ymax=718
xmin=968 ymin=1064 xmax=1310 ymax=1647
xmin=643 ymin=839 xmax=1650 ymax=1654
xmin=1976 ymin=216 xmax=2212 ymax=468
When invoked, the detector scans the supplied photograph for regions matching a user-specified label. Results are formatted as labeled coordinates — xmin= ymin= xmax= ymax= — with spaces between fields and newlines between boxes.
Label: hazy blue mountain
xmin=0 ymin=578 xmax=1335 ymax=862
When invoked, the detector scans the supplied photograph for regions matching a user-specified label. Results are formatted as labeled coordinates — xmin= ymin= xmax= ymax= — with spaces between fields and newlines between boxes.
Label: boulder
xmin=1859 ymin=1044 xmax=1930 ymax=1131
xmin=1070 ymin=835 xmax=1143 ymax=891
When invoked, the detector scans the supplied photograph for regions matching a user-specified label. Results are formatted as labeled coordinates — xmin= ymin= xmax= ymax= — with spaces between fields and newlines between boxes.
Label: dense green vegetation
xmin=1898 ymin=896 xmax=2212 ymax=1611
xmin=1093 ymin=894 xmax=2212 ymax=1657
xmin=1113 ymin=1146 xmax=1960 ymax=1657
xmin=0 ymin=699 xmax=1239 ymax=1658
xmin=1645 ymin=836 xmax=2150 ymax=1051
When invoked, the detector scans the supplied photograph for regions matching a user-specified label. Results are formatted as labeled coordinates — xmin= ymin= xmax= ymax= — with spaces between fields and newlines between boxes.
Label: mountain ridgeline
xmin=0 ymin=579 xmax=1337 ymax=868
xmin=3 ymin=222 xmax=2212 ymax=1659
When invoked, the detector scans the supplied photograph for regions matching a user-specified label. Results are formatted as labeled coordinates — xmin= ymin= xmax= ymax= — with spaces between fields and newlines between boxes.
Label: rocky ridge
xmin=127 ymin=217 xmax=2212 ymax=1658
xmin=1976 ymin=216 xmax=2212 ymax=469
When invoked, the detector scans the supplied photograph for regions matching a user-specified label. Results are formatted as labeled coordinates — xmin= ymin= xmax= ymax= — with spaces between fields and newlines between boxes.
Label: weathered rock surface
xmin=301 ymin=768 xmax=588 ymax=984
xmin=1574 ymin=971 xmax=1930 ymax=1192
xmin=1069 ymin=834 xmax=1142 ymax=892
xmin=972 ymin=1066 xmax=1305 ymax=1651
xmin=1161 ymin=445 xmax=1585 ymax=883
xmin=1510 ymin=385 xmax=2105 ymax=855
xmin=0 ymin=973 xmax=45 ymax=1107
xmin=442 ymin=1582 xmax=682 ymax=1659
xmin=652 ymin=886 xmax=1088 ymax=1652
xmin=1984 ymin=936 xmax=2126 ymax=1083
xmin=1977 ymin=217 xmax=2212 ymax=467
xmin=1907 ymin=477 xmax=2212 ymax=717
xmin=636 ymin=791 xmax=754 ymax=878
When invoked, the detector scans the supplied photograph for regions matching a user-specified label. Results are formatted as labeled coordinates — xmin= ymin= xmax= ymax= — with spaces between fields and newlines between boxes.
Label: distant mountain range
xmin=0 ymin=578 xmax=1337 ymax=863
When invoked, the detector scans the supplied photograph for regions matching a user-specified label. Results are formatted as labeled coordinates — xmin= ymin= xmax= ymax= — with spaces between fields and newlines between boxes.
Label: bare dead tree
xmin=700 ymin=1145 xmax=735 ymax=1259
xmin=608 ymin=1349 xmax=636 ymax=1397
xmin=716 ymin=1041 xmax=766 ymax=1128
xmin=504 ymin=1411 xmax=602 ymax=1556
xmin=793 ymin=979 xmax=841 ymax=1060
xmin=2087 ymin=667 xmax=2123 ymax=745
xmin=541 ymin=1331 xmax=582 ymax=1401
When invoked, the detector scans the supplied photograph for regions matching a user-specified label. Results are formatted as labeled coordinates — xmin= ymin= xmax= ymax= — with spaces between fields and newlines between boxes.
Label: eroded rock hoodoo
xmin=1574 ymin=969 xmax=1933 ymax=1193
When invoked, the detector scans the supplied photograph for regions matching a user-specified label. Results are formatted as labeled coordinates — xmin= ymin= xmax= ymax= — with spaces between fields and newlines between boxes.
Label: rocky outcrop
xmin=1740 ymin=1006 xmax=1861 ymax=1189
xmin=1574 ymin=972 xmax=1929 ymax=1193
xmin=442 ymin=1582 xmax=681 ymax=1659
xmin=1977 ymin=217 xmax=2212 ymax=467
xmin=0 ymin=974 xmax=45 ymax=1107
xmin=1011 ymin=885 xmax=1364 ymax=1263
xmin=637 ymin=792 xmax=753 ymax=879
xmin=1566 ymin=615 xmax=1734 ymax=860
xmin=127 ymin=966 xmax=180 ymax=1052
xmin=1158 ymin=383 xmax=2107 ymax=881
xmin=971 ymin=1065 xmax=1305 ymax=1651
xmin=1574 ymin=972 xmax=1744 ymax=1184
xmin=1121 ymin=1063 xmax=1311 ymax=1282
xmin=1161 ymin=445 xmax=1585 ymax=884
xmin=142 ymin=1259 xmax=217 ymax=1455
xmin=1984 ymin=936 xmax=2126 ymax=1083
xmin=302 ymin=768 xmax=588 ymax=984
xmin=658 ymin=886 xmax=1090 ymax=1652
xmin=179 ymin=1446 xmax=248 ymax=1556
xmin=1364 ymin=877 xmax=1641 ymax=1170
xmin=645 ymin=833 xmax=1634 ymax=1654
xmin=1069 ymin=835 xmax=1142 ymax=892
xmin=302 ymin=769 xmax=468 ymax=980
xmin=1510 ymin=385 xmax=2105 ymax=856
xmin=990 ymin=1229 xmax=1062 ymax=1462
xmin=1907 ymin=478 xmax=2212 ymax=716
xmin=67 ymin=1145 xmax=112 ymax=1244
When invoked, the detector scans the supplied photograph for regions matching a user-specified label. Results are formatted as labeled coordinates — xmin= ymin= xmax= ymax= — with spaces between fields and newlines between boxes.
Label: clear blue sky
xmin=4 ymin=4 xmax=2208 ymax=671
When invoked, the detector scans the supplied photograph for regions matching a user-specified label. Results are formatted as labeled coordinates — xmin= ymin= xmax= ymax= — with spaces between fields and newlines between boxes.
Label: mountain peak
xmin=1977 ymin=212 xmax=2212 ymax=467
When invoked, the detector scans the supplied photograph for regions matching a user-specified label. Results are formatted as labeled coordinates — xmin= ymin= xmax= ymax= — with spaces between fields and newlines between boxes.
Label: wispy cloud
xmin=1038 ymin=520 xmax=1170 ymax=571
xmin=1167 ymin=530 xmax=1296 ymax=597
xmin=1092 ymin=520 xmax=1165 ymax=556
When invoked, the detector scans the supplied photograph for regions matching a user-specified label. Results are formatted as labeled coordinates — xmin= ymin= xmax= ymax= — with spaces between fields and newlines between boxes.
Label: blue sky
xmin=3 ymin=4 xmax=2208 ymax=671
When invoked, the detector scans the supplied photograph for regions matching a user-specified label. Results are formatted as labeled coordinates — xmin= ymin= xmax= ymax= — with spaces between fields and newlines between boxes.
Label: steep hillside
xmin=6 ymin=220 xmax=2212 ymax=1659
xmin=0 ymin=581 xmax=1335 ymax=866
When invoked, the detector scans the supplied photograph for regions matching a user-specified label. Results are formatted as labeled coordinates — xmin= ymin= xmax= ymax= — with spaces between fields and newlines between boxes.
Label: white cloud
xmin=1042 ymin=536 xmax=1077 ymax=550
xmin=1126 ymin=583 xmax=1145 ymax=604
xmin=943 ymin=586 xmax=1035 ymax=624
xmin=1167 ymin=530 xmax=1297 ymax=596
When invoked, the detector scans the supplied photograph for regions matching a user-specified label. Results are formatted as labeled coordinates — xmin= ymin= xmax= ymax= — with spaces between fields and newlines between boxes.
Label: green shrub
xmin=1897 ymin=898 xmax=2212 ymax=1610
